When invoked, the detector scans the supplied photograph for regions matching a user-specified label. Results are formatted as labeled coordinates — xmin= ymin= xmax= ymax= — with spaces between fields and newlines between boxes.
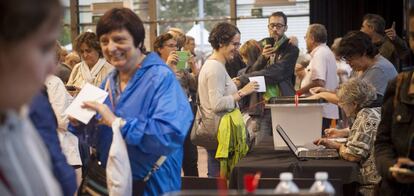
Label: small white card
xmin=64 ymin=83 xmax=108 ymax=124
xmin=249 ymin=76 xmax=266 ymax=92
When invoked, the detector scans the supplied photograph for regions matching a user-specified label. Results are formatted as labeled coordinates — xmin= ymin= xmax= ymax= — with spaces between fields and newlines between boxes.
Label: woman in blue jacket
xmin=71 ymin=8 xmax=193 ymax=196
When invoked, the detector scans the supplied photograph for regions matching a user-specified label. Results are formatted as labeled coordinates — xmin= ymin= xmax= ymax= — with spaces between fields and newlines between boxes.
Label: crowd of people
xmin=0 ymin=0 xmax=413 ymax=195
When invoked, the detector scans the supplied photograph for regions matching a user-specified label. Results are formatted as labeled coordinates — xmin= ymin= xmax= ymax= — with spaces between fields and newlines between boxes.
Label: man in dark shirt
xmin=235 ymin=11 xmax=299 ymax=144
xmin=361 ymin=14 xmax=410 ymax=72
xmin=374 ymin=8 xmax=414 ymax=196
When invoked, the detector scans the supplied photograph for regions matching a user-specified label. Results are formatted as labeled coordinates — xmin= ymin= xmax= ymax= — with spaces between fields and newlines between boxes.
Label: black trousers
xmin=182 ymin=123 xmax=199 ymax=176
xmin=132 ymin=180 xmax=146 ymax=196
xmin=182 ymin=100 xmax=199 ymax=176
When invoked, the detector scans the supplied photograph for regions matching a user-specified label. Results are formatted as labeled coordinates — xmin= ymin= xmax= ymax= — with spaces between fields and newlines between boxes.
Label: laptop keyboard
xmin=301 ymin=149 xmax=338 ymax=158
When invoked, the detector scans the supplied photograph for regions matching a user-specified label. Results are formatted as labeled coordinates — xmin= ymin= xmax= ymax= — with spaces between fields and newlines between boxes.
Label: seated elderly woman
xmin=314 ymin=78 xmax=381 ymax=195
xmin=67 ymin=32 xmax=113 ymax=89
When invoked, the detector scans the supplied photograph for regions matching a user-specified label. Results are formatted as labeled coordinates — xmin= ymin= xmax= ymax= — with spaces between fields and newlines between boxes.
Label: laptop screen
xmin=276 ymin=124 xmax=299 ymax=156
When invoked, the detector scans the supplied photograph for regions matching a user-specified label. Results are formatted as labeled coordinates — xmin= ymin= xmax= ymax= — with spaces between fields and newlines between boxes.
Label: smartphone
xmin=66 ymin=85 xmax=77 ymax=91
xmin=176 ymin=51 xmax=190 ymax=70
xmin=389 ymin=166 xmax=414 ymax=175
xmin=388 ymin=133 xmax=414 ymax=175
xmin=400 ymin=164 xmax=414 ymax=171
xmin=261 ymin=37 xmax=275 ymax=47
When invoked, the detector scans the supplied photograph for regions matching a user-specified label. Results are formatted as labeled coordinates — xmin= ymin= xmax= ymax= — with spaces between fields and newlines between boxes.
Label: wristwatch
xmin=119 ymin=118 xmax=126 ymax=128
xmin=113 ymin=117 xmax=126 ymax=129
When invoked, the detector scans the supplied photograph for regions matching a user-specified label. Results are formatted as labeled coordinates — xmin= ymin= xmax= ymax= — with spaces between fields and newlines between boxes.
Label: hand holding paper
xmin=248 ymin=76 xmax=266 ymax=92
xmin=82 ymin=101 xmax=117 ymax=127
xmin=65 ymin=83 xmax=108 ymax=124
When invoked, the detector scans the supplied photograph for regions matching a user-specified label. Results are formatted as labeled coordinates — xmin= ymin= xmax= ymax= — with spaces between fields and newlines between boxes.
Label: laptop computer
xmin=275 ymin=124 xmax=339 ymax=160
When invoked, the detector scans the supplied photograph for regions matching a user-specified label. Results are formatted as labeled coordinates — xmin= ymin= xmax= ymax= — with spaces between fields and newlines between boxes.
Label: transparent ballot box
xmin=266 ymin=97 xmax=326 ymax=149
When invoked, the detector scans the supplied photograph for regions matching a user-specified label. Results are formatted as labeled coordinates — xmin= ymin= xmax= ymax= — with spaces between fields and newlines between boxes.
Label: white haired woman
xmin=314 ymin=78 xmax=381 ymax=196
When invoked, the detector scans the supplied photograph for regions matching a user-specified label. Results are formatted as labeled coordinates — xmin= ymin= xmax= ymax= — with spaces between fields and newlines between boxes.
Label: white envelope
xmin=248 ymin=76 xmax=266 ymax=92
xmin=64 ymin=83 xmax=108 ymax=124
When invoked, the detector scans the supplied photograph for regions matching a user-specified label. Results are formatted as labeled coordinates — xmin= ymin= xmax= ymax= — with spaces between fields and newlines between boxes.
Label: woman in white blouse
xmin=67 ymin=32 xmax=113 ymax=90
xmin=197 ymin=22 xmax=258 ymax=177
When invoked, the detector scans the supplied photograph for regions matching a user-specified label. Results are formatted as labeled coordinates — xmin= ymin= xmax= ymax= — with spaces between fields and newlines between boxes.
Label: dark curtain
xmin=310 ymin=0 xmax=405 ymax=46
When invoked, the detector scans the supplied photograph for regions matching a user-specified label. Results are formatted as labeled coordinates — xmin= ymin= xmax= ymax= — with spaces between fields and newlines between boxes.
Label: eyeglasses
xmin=341 ymin=55 xmax=360 ymax=63
xmin=164 ymin=44 xmax=177 ymax=48
xmin=268 ymin=23 xmax=286 ymax=30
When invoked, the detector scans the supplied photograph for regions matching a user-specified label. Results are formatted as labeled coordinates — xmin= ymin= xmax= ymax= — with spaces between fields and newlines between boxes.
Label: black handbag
xmin=78 ymin=150 xmax=166 ymax=196
xmin=78 ymin=152 xmax=108 ymax=196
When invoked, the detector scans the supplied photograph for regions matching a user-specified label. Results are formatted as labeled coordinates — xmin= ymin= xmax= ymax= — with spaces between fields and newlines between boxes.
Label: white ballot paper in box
xmin=248 ymin=76 xmax=266 ymax=92
xmin=65 ymin=83 xmax=108 ymax=124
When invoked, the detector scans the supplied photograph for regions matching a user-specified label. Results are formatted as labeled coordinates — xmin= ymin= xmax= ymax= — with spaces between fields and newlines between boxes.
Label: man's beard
xmin=272 ymin=33 xmax=281 ymax=41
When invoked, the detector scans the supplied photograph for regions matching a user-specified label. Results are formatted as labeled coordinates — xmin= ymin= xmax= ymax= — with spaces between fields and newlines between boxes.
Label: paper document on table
xmin=65 ymin=83 xmax=108 ymax=124
xmin=249 ymin=76 xmax=266 ymax=92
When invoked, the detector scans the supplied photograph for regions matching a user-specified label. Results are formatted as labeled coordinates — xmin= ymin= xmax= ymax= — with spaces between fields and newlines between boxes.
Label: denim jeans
xmin=206 ymin=149 xmax=220 ymax=177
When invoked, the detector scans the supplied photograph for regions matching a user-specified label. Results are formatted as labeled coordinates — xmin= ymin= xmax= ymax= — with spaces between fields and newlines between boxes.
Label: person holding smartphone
xmin=374 ymin=8 xmax=414 ymax=196
xmin=234 ymin=12 xmax=299 ymax=145
xmin=154 ymin=32 xmax=199 ymax=177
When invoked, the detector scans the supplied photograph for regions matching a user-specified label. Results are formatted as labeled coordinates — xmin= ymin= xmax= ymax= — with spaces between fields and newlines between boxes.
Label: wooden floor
xmin=197 ymin=146 xmax=208 ymax=177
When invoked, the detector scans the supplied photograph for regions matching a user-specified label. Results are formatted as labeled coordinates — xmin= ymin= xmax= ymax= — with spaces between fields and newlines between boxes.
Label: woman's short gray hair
xmin=337 ymin=78 xmax=377 ymax=109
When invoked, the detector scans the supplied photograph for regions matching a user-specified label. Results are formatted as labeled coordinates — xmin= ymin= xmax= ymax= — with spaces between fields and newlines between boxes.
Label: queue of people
xmin=1 ymin=0 xmax=414 ymax=195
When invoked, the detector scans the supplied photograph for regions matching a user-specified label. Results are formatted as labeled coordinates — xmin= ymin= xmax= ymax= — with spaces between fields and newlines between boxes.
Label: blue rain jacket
xmin=73 ymin=52 xmax=193 ymax=196
xmin=29 ymin=89 xmax=77 ymax=196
